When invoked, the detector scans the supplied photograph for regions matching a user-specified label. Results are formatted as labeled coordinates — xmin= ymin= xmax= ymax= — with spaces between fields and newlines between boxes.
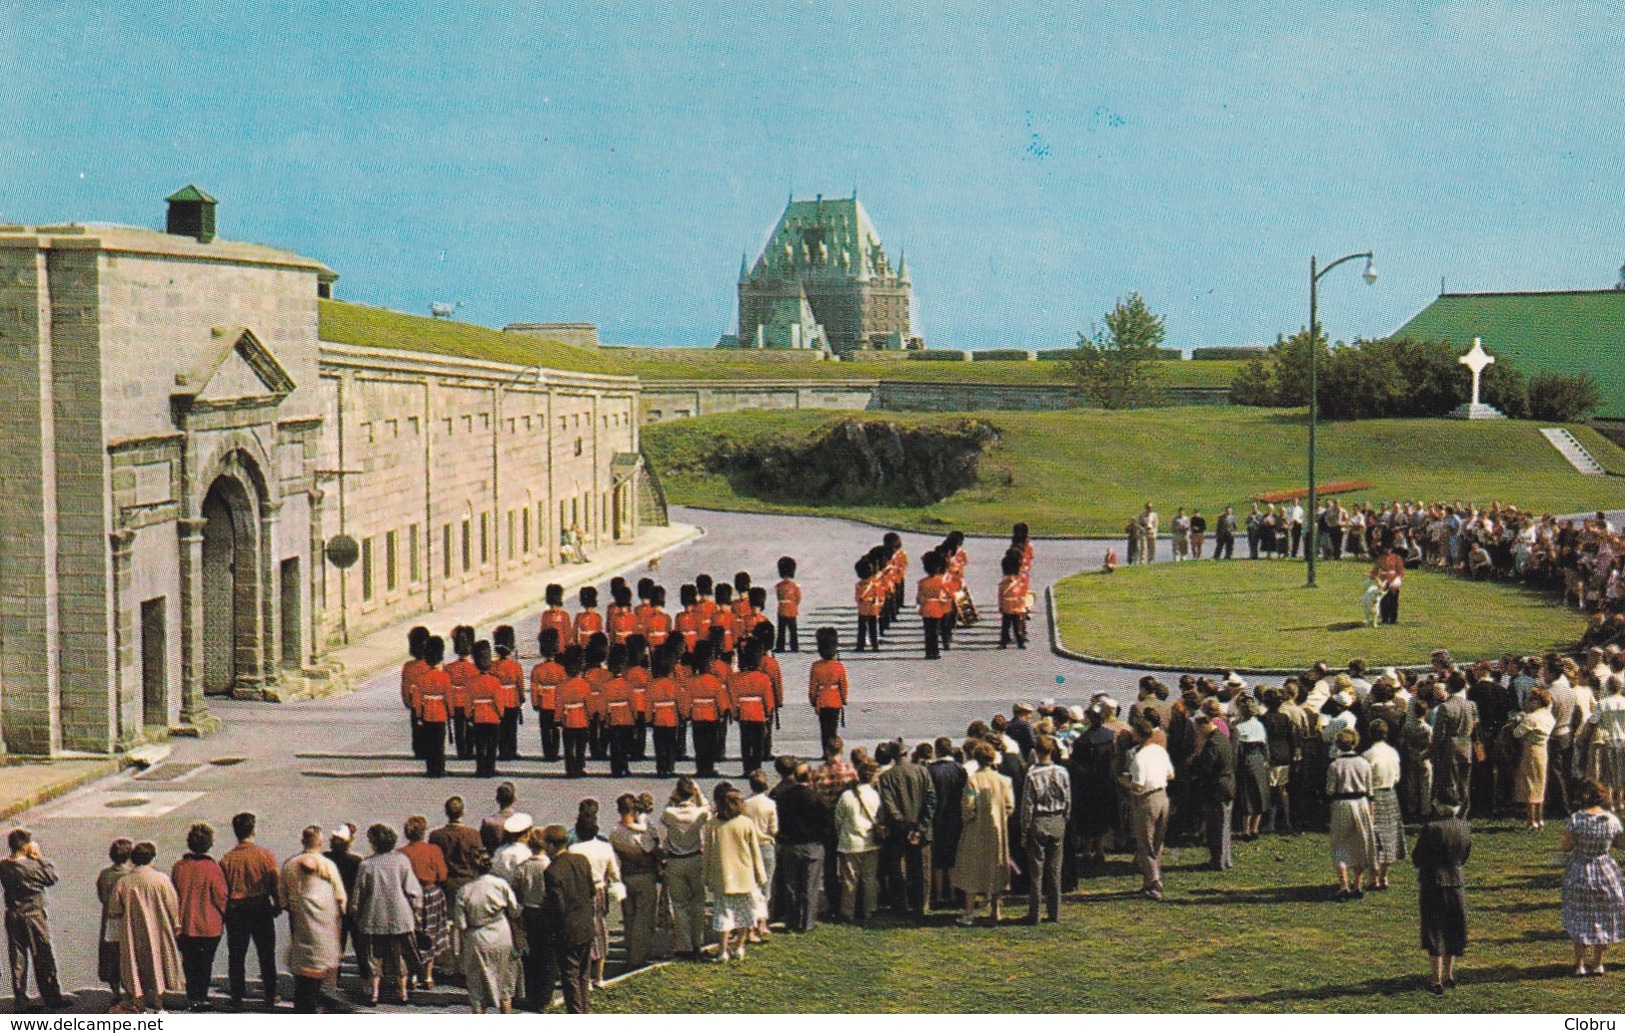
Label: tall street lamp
xmin=1305 ymin=251 xmax=1377 ymax=588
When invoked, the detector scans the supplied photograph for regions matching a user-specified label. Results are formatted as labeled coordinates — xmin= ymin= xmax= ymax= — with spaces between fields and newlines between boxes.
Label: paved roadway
xmin=13 ymin=506 xmax=1169 ymax=1009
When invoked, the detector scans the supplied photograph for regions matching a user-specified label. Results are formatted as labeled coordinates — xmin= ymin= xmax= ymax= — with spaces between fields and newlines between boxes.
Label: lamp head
xmin=1362 ymin=255 xmax=1378 ymax=285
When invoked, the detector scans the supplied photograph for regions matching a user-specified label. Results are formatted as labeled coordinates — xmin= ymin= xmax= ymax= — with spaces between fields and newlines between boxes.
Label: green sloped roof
xmin=318 ymin=300 xmax=614 ymax=376
xmin=165 ymin=184 xmax=216 ymax=203
xmin=1393 ymin=291 xmax=1625 ymax=418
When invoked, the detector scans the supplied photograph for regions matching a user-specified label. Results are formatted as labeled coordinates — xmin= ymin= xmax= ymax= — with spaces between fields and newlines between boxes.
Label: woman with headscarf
xmin=107 ymin=842 xmax=182 ymax=1013
xmin=279 ymin=825 xmax=346 ymax=1014
xmin=1412 ymin=787 xmax=1470 ymax=994
xmin=1326 ymin=727 xmax=1378 ymax=900
xmin=453 ymin=849 xmax=521 ymax=1013
xmin=954 ymin=740 xmax=1014 ymax=925
xmin=1068 ymin=705 xmax=1119 ymax=866
xmin=169 ymin=823 xmax=227 ymax=1011
xmin=348 ymin=823 xmax=422 ymax=1006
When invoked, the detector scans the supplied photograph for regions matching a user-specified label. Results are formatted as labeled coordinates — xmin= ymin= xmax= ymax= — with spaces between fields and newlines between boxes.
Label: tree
xmin=1062 ymin=293 xmax=1167 ymax=409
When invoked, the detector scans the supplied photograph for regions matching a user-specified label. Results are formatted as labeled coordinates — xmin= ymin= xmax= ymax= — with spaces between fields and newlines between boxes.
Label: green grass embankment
xmin=642 ymin=408 xmax=1625 ymax=537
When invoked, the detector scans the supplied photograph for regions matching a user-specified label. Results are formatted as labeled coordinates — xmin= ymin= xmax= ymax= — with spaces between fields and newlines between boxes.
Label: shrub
xmin=1035 ymin=349 xmax=1075 ymax=361
xmin=1528 ymin=373 xmax=1600 ymax=421
xmin=907 ymin=349 xmax=971 ymax=361
xmin=972 ymin=349 xmax=1037 ymax=361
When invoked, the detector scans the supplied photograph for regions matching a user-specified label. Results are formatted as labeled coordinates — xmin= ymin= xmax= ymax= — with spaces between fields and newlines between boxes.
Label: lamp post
xmin=1305 ymin=251 xmax=1377 ymax=588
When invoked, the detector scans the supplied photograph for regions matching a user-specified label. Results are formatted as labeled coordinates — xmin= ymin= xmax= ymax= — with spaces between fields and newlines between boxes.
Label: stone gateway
xmin=0 ymin=190 xmax=642 ymax=756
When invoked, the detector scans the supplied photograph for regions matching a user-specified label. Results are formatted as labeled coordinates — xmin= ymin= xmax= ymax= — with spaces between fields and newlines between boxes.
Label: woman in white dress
xmin=453 ymin=850 xmax=520 ymax=1014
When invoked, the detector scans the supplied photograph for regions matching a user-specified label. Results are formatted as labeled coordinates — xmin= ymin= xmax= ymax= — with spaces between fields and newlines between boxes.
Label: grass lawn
xmin=642 ymin=408 xmax=1625 ymax=537
xmin=1052 ymin=560 xmax=1585 ymax=671
xmin=593 ymin=816 xmax=1612 ymax=1013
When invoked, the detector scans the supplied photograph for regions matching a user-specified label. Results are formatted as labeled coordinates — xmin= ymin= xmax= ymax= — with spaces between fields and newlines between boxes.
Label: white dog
xmin=1361 ymin=580 xmax=1385 ymax=627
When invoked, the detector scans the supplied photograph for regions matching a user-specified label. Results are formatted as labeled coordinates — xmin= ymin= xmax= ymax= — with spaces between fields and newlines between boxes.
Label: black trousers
xmin=589 ymin=721 xmax=608 ymax=760
xmin=776 ymin=617 xmax=799 ymax=652
xmin=941 ymin=611 xmax=955 ymax=649
xmin=652 ymin=725 xmax=679 ymax=776
xmin=537 ymin=709 xmax=560 ymax=761
xmin=855 ymin=615 xmax=879 ymax=651
xmin=818 ymin=707 xmax=842 ymax=748
xmin=473 ymin=723 xmax=500 ymax=777
xmin=1380 ymin=587 xmax=1401 ymax=624
xmin=178 ymin=934 xmax=220 ymax=1003
xmin=999 ymin=612 xmax=1028 ymax=647
xmin=692 ymin=721 xmax=723 ymax=776
xmin=421 ymin=721 xmax=446 ymax=777
xmin=562 ymin=727 xmax=589 ymax=776
xmin=780 ymin=842 xmax=825 ymax=932
xmin=292 ymin=974 xmax=335 ymax=1013
xmin=633 ymin=719 xmax=648 ymax=760
xmin=739 ymin=720 xmax=768 ymax=775
xmin=609 ymin=724 xmax=634 ymax=777
xmin=1290 ymin=523 xmax=1303 ymax=557
xmin=499 ymin=707 xmax=522 ymax=760
xmin=1216 ymin=532 xmax=1234 ymax=559
xmin=409 ymin=712 xmax=424 ymax=758
xmin=923 ymin=616 xmax=944 ymax=659
xmin=225 ymin=904 xmax=278 ymax=1004
xmin=452 ymin=712 xmax=472 ymax=759
xmin=5 ymin=907 xmax=63 ymax=1007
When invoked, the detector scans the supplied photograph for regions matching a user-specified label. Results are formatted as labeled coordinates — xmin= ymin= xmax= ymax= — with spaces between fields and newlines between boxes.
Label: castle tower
xmin=735 ymin=194 xmax=919 ymax=353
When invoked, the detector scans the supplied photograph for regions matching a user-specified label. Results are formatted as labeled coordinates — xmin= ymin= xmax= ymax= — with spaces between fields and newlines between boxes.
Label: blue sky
xmin=5 ymin=1 xmax=1624 ymax=351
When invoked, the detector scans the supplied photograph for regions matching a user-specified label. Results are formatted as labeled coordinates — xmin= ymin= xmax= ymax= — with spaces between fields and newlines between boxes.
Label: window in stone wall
xmin=574 ymin=437 xmax=583 ymax=457
xmin=507 ymin=418 xmax=516 ymax=435
xmin=462 ymin=519 xmax=472 ymax=573
xmin=480 ymin=413 xmax=490 ymax=430
xmin=361 ymin=537 xmax=374 ymax=602
xmin=386 ymin=530 xmax=398 ymax=593
xmin=537 ymin=503 xmax=546 ymax=555
xmin=408 ymin=417 xmax=420 ymax=437
xmin=507 ymin=510 xmax=516 ymax=561
xmin=361 ymin=422 xmax=374 ymax=444
xmin=409 ymin=523 xmax=421 ymax=583
xmin=524 ymin=416 xmax=533 ymax=432
xmin=480 ymin=512 xmax=490 ymax=566
xmin=521 ymin=508 xmax=531 ymax=554
xmin=560 ymin=416 xmax=568 ymax=431
xmin=386 ymin=419 xmax=398 ymax=438
xmin=443 ymin=417 xmax=453 ymax=437
xmin=463 ymin=415 xmax=473 ymax=435
xmin=443 ymin=524 xmax=453 ymax=580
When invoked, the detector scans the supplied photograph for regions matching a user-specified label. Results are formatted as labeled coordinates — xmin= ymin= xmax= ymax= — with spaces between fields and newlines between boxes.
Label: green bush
xmin=1191 ymin=346 xmax=1267 ymax=360
xmin=1528 ymin=373 xmax=1600 ymax=421
xmin=1035 ymin=349 xmax=1075 ymax=361
xmin=907 ymin=350 xmax=971 ymax=361
xmin=972 ymin=349 xmax=1036 ymax=361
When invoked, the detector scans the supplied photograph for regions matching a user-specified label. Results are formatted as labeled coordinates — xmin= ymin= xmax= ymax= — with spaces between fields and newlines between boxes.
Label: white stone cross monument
xmin=1452 ymin=337 xmax=1507 ymax=419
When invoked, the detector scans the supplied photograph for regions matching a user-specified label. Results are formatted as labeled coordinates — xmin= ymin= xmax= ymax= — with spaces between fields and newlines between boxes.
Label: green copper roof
xmin=166 ymin=184 xmax=217 ymax=203
xmin=1392 ymin=290 xmax=1625 ymax=418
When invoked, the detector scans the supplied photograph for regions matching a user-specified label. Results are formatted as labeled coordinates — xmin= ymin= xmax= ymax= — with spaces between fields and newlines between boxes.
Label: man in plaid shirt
xmin=814 ymin=736 xmax=857 ymax=804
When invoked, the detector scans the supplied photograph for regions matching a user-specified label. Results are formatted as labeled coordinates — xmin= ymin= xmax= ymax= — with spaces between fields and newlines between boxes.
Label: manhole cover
xmin=105 ymin=797 xmax=150 ymax=809
xmin=209 ymin=757 xmax=246 ymax=766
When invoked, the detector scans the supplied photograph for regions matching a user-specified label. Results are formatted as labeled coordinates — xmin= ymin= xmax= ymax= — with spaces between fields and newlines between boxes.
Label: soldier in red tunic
xmin=491 ymin=625 xmax=526 ymax=760
xmin=809 ymin=627 xmax=849 ymax=746
xmin=414 ymin=635 xmax=451 ymax=778
xmin=402 ymin=626 xmax=430 ymax=758
xmin=530 ymin=628 xmax=565 ymax=762
xmin=774 ymin=556 xmax=802 ymax=654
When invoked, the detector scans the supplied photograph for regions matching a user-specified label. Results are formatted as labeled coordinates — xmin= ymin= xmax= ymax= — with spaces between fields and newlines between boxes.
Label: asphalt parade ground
xmin=9 ymin=506 xmax=1166 ymax=1010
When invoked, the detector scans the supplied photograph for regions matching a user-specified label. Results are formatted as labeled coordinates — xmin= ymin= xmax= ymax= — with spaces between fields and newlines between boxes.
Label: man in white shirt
xmin=1287 ymin=502 xmax=1305 ymax=558
xmin=1138 ymin=503 xmax=1159 ymax=564
xmin=1120 ymin=713 xmax=1175 ymax=901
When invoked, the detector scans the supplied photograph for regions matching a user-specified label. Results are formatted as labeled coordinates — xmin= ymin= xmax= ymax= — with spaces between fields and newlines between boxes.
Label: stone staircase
xmin=1541 ymin=427 xmax=1608 ymax=476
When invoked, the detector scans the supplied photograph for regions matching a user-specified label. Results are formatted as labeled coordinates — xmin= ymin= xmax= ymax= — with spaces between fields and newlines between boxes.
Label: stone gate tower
xmin=735 ymin=194 xmax=920 ymax=354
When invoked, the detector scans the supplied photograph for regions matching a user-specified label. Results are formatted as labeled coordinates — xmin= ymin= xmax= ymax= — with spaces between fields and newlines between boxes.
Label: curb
xmin=0 ymin=757 xmax=132 ymax=823
xmin=672 ymin=504 xmax=1137 ymax=543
